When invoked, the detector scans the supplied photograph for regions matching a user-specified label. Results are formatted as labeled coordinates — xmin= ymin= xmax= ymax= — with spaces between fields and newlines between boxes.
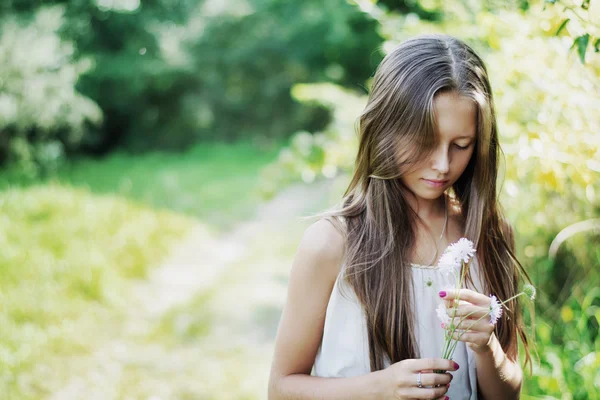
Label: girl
xmin=268 ymin=34 xmax=531 ymax=400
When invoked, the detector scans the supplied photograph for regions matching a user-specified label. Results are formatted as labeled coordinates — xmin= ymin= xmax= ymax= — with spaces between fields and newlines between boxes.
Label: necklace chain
xmin=422 ymin=195 xmax=448 ymax=267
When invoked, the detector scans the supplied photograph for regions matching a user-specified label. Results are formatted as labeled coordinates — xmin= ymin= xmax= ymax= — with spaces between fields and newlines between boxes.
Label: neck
xmin=407 ymin=193 xmax=447 ymax=220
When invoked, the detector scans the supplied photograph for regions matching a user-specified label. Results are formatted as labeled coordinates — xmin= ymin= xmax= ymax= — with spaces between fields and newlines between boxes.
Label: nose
xmin=431 ymin=146 xmax=450 ymax=174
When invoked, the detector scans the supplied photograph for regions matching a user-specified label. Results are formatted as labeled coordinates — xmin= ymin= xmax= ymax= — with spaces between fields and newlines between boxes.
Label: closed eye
xmin=454 ymin=143 xmax=470 ymax=150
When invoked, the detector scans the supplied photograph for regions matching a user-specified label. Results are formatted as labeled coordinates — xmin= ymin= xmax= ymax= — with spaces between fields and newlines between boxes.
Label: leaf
xmin=594 ymin=38 xmax=600 ymax=53
xmin=570 ymin=34 xmax=590 ymax=64
xmin=581 ymin=0 xmax=590 ymax=10
xmin=555 ymin=18 xmax=569 ymax=35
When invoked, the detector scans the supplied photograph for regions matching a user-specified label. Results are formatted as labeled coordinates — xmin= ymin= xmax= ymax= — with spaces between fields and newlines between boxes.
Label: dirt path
xmin=46 ymin=178 xmax=341 ymax=400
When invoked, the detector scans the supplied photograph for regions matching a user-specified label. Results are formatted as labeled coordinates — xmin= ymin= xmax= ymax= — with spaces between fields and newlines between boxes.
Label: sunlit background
xmin=0 ymin=0 xmax=598 ymax=398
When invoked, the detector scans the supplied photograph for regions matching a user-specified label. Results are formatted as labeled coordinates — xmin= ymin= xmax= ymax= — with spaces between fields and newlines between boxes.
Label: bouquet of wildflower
xmin=435 ymin=238 xmax=536 ymax=365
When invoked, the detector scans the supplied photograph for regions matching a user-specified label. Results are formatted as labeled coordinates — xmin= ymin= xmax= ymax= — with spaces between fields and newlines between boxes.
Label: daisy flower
xmin=437 ymin=250 xmax=459 ymax=271
xmin=489 ymin=295 xmax=503 ymax=325
xmin=448 ymin=238 xmax=476 ymax=264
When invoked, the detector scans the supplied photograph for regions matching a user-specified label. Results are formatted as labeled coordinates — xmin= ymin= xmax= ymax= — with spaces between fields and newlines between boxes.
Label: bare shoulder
xmin=289 ymin=218 xmax=346 ymax=291
xmin=268 ymin=218 xmax=346 ymax=383
xmin=297 ymin=218 xmax=345 ymax=270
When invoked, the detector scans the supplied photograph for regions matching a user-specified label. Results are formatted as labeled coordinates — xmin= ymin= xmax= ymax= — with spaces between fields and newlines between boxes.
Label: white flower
xmin=447 ymin=238 xmax=476 ymax=264
xmin=437 ymin=250 xmax=459 ymax=271
xmin=436 ymin=251 xmax=459 ymax=285
xmin=436 ymin=302 xmax=451 ymax=326
xmin=489 ymin=295 xmax=503 ymax=325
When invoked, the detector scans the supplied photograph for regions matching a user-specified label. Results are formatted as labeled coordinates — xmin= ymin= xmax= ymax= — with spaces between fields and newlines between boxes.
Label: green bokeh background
xmin=0 ymin=0 xmax=598 ymax=398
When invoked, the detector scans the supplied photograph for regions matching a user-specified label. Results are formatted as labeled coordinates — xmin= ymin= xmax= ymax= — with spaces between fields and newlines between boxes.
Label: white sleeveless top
xmin=312 ymin=258 xmax=485 ymax=400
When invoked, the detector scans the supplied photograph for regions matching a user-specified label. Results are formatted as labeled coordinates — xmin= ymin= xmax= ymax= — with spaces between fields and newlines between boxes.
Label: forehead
xmin=433 ymin=92 xmax=477 ymax=140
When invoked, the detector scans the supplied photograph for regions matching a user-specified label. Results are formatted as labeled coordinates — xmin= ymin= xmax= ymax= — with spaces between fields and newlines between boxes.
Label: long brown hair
xmin=318 ymin=34 xmax=532 ymax=372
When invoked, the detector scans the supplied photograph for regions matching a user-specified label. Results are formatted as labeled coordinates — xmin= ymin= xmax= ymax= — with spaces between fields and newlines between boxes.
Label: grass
xmin=0 ymin=185 xmax=194 ymax=398
xmin=0 ymin=140 xmax=285 ymax=398
xmin=49 ymin=141 xmax=280 ymax=231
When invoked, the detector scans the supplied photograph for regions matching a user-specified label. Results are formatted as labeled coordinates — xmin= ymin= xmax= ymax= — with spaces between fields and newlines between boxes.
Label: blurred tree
xmin=175 ymin=0 xmax=385 ymax=147
xmin=0 ymin=0 xmax=387 ymax=158
xmin=0 ymin=6 xmax=102 ymax=177
xmin=376 ymin=0 xmax=443 ymax=20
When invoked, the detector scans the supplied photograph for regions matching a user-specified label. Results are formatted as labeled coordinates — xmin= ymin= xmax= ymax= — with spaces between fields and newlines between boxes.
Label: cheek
xmin=453 ymin=151 xmax=474 ymax=174
xmin=400 ymin=161 xmax=426 ymax=179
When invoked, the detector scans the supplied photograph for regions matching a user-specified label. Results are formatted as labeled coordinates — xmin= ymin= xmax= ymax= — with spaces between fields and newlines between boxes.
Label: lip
xmin=422 ymin=178 xmax=449 ymax=188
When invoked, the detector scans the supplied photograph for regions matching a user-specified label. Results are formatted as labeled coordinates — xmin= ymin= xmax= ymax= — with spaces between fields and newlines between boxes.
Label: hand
xmin=440 ymin=288 xmax=496 ymax=354
xmin=380 ymin=357 xmax=458 ymax=399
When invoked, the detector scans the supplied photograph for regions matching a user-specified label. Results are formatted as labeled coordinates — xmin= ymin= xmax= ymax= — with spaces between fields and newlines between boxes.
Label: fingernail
xmin=445 ymin=397 xmax=449 ymax=400
xmin=441 ymin=322 xmax=445 ymax=328
xmin=453 ymin=361 xmax=460 ymax=370
xmin=439 ymin=291 xmax=447 ymax=298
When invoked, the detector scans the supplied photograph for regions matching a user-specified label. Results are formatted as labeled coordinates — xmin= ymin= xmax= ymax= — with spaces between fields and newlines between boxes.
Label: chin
xmin=414 ymin=190 xmax=444 ymax=200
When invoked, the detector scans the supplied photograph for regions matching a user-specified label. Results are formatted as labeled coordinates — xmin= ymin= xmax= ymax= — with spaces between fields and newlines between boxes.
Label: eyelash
xmin=454 ymin=144 xmax=470 ymax=150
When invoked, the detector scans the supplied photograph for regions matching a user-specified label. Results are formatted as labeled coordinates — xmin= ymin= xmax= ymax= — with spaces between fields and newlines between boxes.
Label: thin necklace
xmin=422 ymin=195 xmax=448 ymax=267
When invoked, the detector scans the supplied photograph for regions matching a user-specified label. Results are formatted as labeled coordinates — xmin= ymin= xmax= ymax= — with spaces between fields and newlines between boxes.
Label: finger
xmin=449 ymin=304 xmax=489 ymax=319
xmin=419 ymin=372 xmax=453 ymax=387
xmin=441 ymin=288 xmax=490 ymax=306
xmin=405 ymin=358 xmax=459 ymax=372
xmin=448 ymin=317 xmax=495 ymax=332
xmin=404 ymin=386 xmax=449 ymax=399
xmin=450 ymin=330 xmax=489 ymax=346
xmin=443 ymin=298 xmax=471 ymax=311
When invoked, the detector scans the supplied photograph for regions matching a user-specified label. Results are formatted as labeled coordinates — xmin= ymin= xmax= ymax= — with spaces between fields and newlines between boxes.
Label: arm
xmin=475 ymin=334 xmax=522 ymax=400
xmin=268 ymin=219 xmax=382 ymax=399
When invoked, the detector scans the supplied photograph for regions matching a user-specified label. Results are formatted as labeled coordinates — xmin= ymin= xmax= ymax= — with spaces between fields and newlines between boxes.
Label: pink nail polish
xmin=453 ymin=361 xmax=460 ymax=370
xmin=441 ymin=322 xmax=445 ymax=328
xmin=445 ymin=397 xmax=449 ymax=400
xmin=439 ymin=291 xmax=447 ymax=298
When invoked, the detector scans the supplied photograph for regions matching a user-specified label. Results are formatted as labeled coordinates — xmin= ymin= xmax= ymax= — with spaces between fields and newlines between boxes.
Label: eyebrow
xmin=454 ymin=135 xmax=475 ymax=140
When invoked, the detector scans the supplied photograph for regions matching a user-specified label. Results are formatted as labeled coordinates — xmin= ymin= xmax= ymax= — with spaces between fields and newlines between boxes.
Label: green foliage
xmin=0 ymin=185 xmax=192 ymax=396
xmin=120 ymin=0 xmax=383 ymax=149
xmin=0 ymin=0 xmax=384 ymax=164
xmin=259 ymin=83 xmax=365 ymax=198
xmin=523 ymin=238 xmax=600 ymax=399
xmin=544 ymin=0 xmax=600 ymax=64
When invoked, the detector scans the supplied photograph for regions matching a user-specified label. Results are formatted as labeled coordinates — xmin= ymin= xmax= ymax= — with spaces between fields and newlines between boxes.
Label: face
xmin=401 ymin=91 xmax=477 ymax=203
